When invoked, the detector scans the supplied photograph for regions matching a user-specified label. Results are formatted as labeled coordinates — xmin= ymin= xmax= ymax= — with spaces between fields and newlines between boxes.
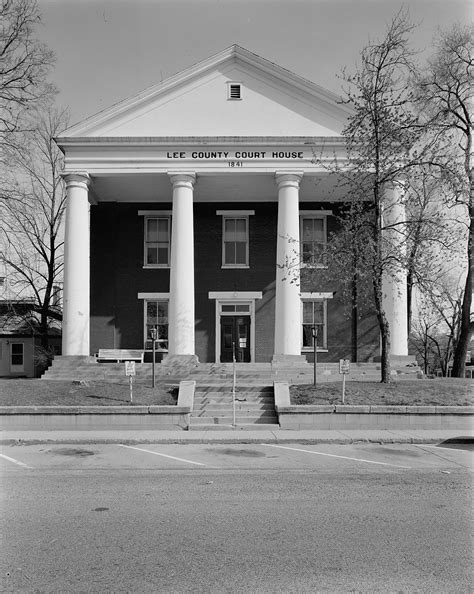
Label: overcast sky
xmin=37 ymin=0 xmax=471 ymax=127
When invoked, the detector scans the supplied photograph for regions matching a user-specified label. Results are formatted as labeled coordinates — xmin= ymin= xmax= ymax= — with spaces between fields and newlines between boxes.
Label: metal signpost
xmin=149 ymin=326 xmax=158 ymax=388
xmin=125 ymin=360 xmax=136 ymax=403
xmin=312 ymin=326 xmax=318 ymax=386
xmin=339 ymin=359 xmax=350 ymax=404
xmin=232 ymin=342 xmax=236 ymax=427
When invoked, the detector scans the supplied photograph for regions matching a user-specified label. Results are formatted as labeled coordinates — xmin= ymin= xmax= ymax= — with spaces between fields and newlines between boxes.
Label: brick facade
xmin=90 ymin=201 xmax=379 ymax=363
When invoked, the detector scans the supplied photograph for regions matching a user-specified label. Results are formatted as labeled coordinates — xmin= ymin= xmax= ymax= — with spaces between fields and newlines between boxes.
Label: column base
xmin=161 ymin=354 xmax=199 ymax=368
xmin=272 ymin=354 xmax=309 ymax=368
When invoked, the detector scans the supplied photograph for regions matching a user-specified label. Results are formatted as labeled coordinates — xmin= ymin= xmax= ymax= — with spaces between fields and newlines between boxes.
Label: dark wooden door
xmin=220 ymin=316 xmax=251 ymax=363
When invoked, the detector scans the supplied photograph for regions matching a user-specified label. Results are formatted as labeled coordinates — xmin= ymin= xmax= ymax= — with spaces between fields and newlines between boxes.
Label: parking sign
xmin=339 ymin=359 xmax=350 ymax=374
xmin=125 ymin=361 xmax=136 ymax=376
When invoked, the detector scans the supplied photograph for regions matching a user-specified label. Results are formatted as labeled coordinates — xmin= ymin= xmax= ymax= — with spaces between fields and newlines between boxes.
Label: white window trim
xmin=138 ymin=210 xmax=172 ymax=216
xmin=138 ymin=293 xmax=170 ymax=300
xmin=218 ymin=211 xmax=254 ymax=269
xmin=142 ymin=213 xmax=172 ymax=269
xmin=138 ymin=293 xmax=170 ymax=352
xmin=300 ymin=295 xmax=332 ymax=352
xmin=10 ymin=341 xmax=25 ymax=371
xmin=299 ymin=211 xmax=331 ymax=270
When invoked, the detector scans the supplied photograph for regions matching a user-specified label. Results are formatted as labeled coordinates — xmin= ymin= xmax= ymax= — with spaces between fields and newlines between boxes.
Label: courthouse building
xmin=56 ymin=45 xmax=408 ymax=365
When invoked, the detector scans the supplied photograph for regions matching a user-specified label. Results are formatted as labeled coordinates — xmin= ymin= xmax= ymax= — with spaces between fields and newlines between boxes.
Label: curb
xmin=1 ymin=435 xmax=470 ymax=446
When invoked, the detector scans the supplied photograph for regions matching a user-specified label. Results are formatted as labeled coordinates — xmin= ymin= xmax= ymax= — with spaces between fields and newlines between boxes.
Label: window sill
xmin=302 ymin=348 xmax=328 ymax=353
xmin=221 ymin=265 xmax=250 ymax=269
xmin=143 ymin=265 xmax=170 ymax=270
xmin=145 ymin=349 xmax=168 ymax=352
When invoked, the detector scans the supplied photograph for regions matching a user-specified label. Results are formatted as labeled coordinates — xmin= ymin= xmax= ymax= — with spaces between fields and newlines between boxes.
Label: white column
xmin=62 ymin=173 xmax=91 ymax=356
xmin=382 ymin=182 xmax=408 ymax=356
xmin=168 ymin=173 xmax=196 ymax=357
xmin=274 ymin=172 xmax=303 ymax=357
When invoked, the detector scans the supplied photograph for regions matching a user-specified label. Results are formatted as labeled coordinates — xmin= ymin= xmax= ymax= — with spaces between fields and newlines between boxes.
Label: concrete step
xmin=188 ymin=423 xmax=280 ymax=431
xmin=193 ymin=405 xmax=276 ymax=415
xmin=194 ymin=392 xmax=274 ymax=400
xmin=194 ymin=395 xmax=273 ymax=401
xmin=190 ymin=415 xmax=278 ymax=425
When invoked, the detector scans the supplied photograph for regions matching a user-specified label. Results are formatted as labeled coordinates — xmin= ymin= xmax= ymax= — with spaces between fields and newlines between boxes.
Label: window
xmin=144 ymin=300 xmax=169 ymax=350
xmin=223 ymin=216 xmax=249 ymax=267
xmin=302 ymin=300 xmax=327 ymax=350
xmin=221 ymin=304 xmax=251 ymax=313
xmin=144 ymin=216 xmax=170 ymax=267
xmin=10 ymin=342 xmax=24 ymax=366
xmin=300 ymin=216 xmax=327 ymax=267
xmin=227 ymin=82 xmax=242 ymax=100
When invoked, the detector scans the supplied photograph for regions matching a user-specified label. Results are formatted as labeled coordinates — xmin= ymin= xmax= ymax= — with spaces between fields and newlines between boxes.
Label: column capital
xmin=168 ymin=172 xmax=196 ymax=189
xmin=275 ymin=171 xmax=303 ymax=190
xmin=61 ymin=172 xmax=90 ymax=189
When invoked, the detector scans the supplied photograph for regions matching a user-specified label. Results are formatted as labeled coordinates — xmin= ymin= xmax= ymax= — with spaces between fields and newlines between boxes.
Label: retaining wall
xmin=274 ymin=382 xmax=474 ymax=430
xmin=0 ymin=381 xmax=195 ymax=431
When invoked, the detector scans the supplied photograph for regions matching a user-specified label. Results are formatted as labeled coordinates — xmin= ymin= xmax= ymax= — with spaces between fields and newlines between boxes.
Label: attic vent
xmin=228 ymin=82 xmax=242 ymax=100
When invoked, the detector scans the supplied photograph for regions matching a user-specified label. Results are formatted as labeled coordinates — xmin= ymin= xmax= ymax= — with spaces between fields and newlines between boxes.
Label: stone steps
xmin=191 ymin=382 xmax=277 ymax=426
xmin=42 ymin=358 xmax=421 ymax=384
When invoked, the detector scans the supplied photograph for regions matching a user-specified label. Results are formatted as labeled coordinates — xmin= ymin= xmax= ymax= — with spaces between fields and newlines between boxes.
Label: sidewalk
xmin=1 ymin=428 xmax=473 ymax=446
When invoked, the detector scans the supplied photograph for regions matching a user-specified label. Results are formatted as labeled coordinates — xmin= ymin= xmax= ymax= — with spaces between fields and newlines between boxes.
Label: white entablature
xmin=57 ymin=137 xmax=348 ymax=176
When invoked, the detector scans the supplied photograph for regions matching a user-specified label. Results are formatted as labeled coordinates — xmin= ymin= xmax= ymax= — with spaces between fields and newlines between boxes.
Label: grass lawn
xmin=0 ymin=379 xmax=178 ymax=406
xmin=290 ymin=379 xmax=473 ymax=407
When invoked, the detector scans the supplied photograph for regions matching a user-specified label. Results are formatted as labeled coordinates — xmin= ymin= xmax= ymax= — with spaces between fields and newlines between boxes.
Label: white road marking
xmin=261 ymin=444 xmax=411 ymax=468
xmin=419 ymin=444 xmax=473 ymax=454
xmin=0 ymin=452 xmax=33 ymax=469
xmin=118 ymin=444 xmax=208 ymax=466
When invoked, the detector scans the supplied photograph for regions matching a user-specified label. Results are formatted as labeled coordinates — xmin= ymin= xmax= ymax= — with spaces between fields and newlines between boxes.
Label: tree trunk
xmin=452 ymin=179 xmax=473 ymax=377
xmin=379 ymin=314 xmax=392 ymax=383
xmin=373 ymin=266 xmax=392 ymax=383
xmin=351 ymin=267 xmax=358 ymax=363
xmin=407 ymin=267 xmax=413 ymax=337
xmin=451 ymin=263 xmax=472 ymax=377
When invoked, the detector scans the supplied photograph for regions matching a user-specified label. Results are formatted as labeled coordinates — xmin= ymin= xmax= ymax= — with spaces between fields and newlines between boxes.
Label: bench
xmin=96 ymin=349 xmax=144 ymax=363
xmin=437 ymin=365 xmax=474 ymax=379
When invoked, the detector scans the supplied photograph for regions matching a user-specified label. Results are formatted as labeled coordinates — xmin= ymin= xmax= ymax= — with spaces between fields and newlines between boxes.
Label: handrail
xmin=232 ymin=342 xmax=236 ymax=427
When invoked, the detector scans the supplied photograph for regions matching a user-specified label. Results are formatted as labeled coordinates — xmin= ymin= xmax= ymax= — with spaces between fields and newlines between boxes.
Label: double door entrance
xmin=220 ymin=315 xmax=250 ymax=362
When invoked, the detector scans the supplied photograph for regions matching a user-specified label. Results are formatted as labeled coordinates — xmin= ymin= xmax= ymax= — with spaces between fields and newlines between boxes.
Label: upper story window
xmin=227 ymin=81 xmax=242 ymax=100
xmin=300 ymin=213 xmax=329 ymax=268
xmin=144 ymin=215 xmax=171 ymax=268
xmin=224 ymin=217 xmax=247 ymax=266
xmin=217 ymin=210 xmax=254 ymax=269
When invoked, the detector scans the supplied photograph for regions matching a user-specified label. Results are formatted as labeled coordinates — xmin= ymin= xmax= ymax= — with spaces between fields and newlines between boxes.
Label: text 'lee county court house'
xmin=55 ymin=45 xmax=408 ymax=366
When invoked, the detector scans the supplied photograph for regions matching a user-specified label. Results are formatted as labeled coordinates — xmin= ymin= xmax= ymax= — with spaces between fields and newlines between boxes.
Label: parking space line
xmin=419 ymin=445 xmax=473 ymax=454
xmin=261 ymin=444 xmax=411 ymax=469
xmin=0 ymin=452 xmax=33 ymax=469
xmin=118 ymin=445 xmax=208 ymax=466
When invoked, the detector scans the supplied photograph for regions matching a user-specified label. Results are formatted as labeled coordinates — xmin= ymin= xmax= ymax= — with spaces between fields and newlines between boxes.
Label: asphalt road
xmin=1 ymin=442 xmax=472 ymax=593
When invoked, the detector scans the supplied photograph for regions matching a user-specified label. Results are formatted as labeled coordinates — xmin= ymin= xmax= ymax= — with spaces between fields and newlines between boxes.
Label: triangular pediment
xmin=62 ymin=45 xmax=350 ymax=138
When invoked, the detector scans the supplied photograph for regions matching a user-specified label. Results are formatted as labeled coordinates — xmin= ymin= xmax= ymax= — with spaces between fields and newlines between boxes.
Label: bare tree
xmin=0 ymin=105 xmax=68 ymax=350
xmin=331 ymin=10 xmax=424 ymax=382
xmin=0 ymin=0 xmax=55 ymax=146
xmin=416 ymin=24 xmax=473 ymax=377
xmin=411 ymin=278 xmax=463 ymax=376
xmin=404 ymin=166 xmax=463 ymax=334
